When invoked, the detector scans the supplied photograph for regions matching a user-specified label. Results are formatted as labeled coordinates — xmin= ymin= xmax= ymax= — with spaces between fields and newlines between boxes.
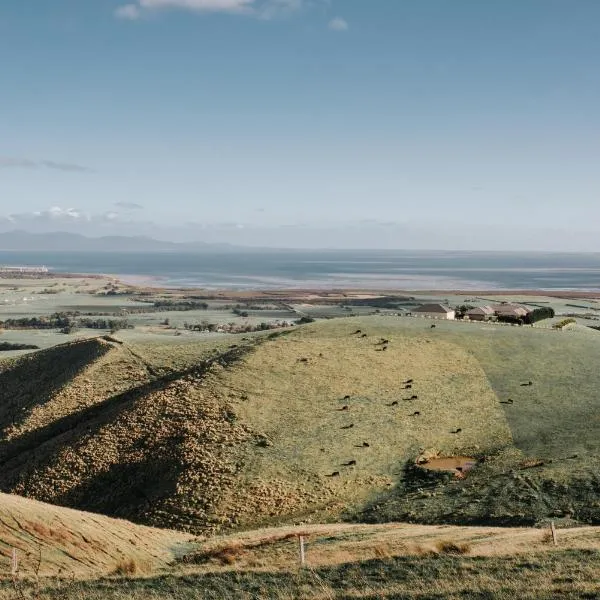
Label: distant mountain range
xmin=0 ymin=231 xmax=237 ymax=252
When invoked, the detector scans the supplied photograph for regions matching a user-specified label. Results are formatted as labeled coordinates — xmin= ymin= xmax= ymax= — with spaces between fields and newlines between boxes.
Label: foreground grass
xmin=2 ymin=550 xmax=599 ymax=599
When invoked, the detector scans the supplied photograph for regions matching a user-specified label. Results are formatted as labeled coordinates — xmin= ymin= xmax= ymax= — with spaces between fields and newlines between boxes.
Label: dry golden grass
xmin=0 ymin=492 xmax=190 ymax=577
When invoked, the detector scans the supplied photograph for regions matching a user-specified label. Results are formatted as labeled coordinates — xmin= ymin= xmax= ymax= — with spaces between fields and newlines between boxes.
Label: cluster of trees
xmin=0 ymin=313 xmax=132 ymax=334
xmin=0 ymin=342 xmax=39 ymax=351
xmin=454 ymin=304 xmax=475 ymax=319
xmin=129 ymin=299 xmax=209 ymax=312
xmin=525 ymin=307 xmax=555 ymax=323
xmin=0 ymin=313 xmax=74 ymax=330
xmin=78 ymin=318 xmax=133 ymax=332
xmin=183 ymin=320 xmax=292 ymax=334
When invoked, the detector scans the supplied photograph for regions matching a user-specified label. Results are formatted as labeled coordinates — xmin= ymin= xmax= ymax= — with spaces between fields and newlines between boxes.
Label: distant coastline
xmin=1 ymin=249 xmax=600 ymax=292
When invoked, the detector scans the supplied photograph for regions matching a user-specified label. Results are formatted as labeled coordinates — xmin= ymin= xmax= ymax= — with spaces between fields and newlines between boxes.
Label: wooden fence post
xmin=550 ymin=521 xmax=558 ymax=546
xmin=11 ymin=548 xmax=18 ymax=576
xmin=298 ymin=535 xmax=306 ymax=566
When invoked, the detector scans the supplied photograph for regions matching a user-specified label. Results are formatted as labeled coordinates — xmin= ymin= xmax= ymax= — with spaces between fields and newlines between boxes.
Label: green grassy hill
xmin=1 ymin=317 xmax=599 ymax=533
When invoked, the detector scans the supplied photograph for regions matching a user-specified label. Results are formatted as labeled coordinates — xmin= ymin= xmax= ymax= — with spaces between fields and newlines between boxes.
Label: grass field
xmin=3 ymin=518 xmax=600 ymax=599
xmin=1 ymin=314 xmax=600 ymax=533
xmin=2 ymin=308 xmax=600 ymax=597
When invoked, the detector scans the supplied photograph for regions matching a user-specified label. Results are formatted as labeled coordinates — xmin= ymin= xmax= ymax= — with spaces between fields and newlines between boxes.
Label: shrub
xmin=435 ymin=540 xmax=472 ymax=555
xmin=553 ymin=318 xmax=577 ymax=330
xmin=296 ymin=316 xmax=315 ymax=324
xmin=113 ymin=558 xmax=146 ymax=576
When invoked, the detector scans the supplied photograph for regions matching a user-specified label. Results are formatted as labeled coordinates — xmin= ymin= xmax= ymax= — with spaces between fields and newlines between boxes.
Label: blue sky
xmin=1 ymin=0 xmax=600 ymax=249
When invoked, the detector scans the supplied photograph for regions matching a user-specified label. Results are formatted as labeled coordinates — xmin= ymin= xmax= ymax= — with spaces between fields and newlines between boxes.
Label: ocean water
xmin=1 ymin=250 xmax=600 ymax=290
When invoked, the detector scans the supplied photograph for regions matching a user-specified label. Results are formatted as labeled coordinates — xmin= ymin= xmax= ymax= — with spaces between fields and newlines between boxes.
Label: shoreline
xmin=4 ymin=271 xmax=600 ymax=300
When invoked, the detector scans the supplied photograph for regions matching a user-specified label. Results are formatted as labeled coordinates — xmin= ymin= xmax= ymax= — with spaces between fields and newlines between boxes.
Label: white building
xmin=413 ymin=303 xmax=456 ymax=320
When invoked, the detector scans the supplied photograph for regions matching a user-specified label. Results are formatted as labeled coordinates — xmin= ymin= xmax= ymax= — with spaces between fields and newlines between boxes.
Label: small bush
xmin=190 ymin=544 xmax=247 ymax=566
xmin=296 ymin=316 xmax=315 ymax=324
xmin=553 ymin=318 xmax=576 ymax=330
xmin=113 ymin=558 xmax=143 ymax=576
xmin=435 ymin=540 xmax=471 ymax=555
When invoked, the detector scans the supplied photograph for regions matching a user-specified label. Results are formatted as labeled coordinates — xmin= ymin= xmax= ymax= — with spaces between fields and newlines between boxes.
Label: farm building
xmin=413 ymin=303 xmax=456 ymax=320
xmin=492 ymin=303 xmax=531 ymax=319
xmin=466 ymin=305 xmax=495 ymax=321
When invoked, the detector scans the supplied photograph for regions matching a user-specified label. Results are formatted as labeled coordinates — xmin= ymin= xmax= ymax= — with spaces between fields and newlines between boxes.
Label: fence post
xmin=298 ymin=535 xmax=306 ymax=566
xmin=11 ymin=548 xmax=18 ymax=576
xmin=550 ymin=521 xmax=558 ymax=546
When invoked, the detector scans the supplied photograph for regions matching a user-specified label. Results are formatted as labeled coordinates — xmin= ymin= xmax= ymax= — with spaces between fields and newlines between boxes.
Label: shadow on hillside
xmin=0 ymin=343 xmax=255 ymax=523
xmin=0 ymin=338 xmax=111 ymax=435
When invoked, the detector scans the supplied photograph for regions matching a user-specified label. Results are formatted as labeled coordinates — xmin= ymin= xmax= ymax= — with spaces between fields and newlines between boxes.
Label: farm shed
xmin=413 ymin=303 xmax=456 ymax=320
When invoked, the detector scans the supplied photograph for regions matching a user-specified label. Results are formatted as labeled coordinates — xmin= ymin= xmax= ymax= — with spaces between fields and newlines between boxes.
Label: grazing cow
xmin=410 ymin=411 xmax=421 ymax=416
xmin=352 ymin=330 xmax=362 ymax=335
xmin=388 ymin=401 xmax=399 ymax=407
xmin=342 ymin=460 xmax=357 ymax=466
xmin=431 ymin=324 xmax=436 ymax=329
xmin=337 ymin=405 xmax=349 ymax=411
xmin=343 ymin=395 xmax=351 ymax=400
xmin=404 ymin=379 xmax=414 ymax=384
xmin=500 ymin=399 xmax=514 ymax=404
xmin=341 ymin=423 xmax=354 ymax=430
xmin=360 ymin=442 xmax=370 ymax=448
xmin=404 ymin=384 xmax=412 ymax=389
xmin=381 ymin=346 xmax=387 ymax=351
xmin=298 ymin=357 xmax=309 ymax=363
xmin=520 ymin=381 xmax=533 ymax=386
xmin=327 ymin=471 xmax=340 ymax=477
xmin=451 ymin=428 xmax=462 ymax=434
xmin=361 ymin=334 xmax=368 ymax=338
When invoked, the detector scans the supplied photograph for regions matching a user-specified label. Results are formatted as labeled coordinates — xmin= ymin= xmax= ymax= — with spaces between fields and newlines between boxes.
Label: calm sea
xmin=1 ymin=250 xmax=600 ymax=291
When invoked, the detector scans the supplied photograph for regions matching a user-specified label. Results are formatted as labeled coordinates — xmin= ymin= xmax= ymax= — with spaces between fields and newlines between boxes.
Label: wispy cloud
xmin=328 ymin=16 xmax=348 ymax=31
xmin=0 ymin=156 xmax=91 ymax=173
xmin=115 ymin=0 xmax=316 ymax=20
xmin=115 ymin=201 xmax=145 ymax=210
xmin=4 ymin=206 xmax=107 ymax=224
xmin=115 ymin=4 xmax=141 ymax=19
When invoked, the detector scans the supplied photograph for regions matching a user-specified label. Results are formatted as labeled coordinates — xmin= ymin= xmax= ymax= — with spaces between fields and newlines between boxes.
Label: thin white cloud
xmin=328 ymin=16 xmax=348 ymax=31
xmin=0 ymin=156 xmax=91 ymax=172
xmin=115 ymin=4 xmax=141 ymax=19
xmin=114 ymin=0 xmax=316 ymax=20
xmin=4 ymin=206 xmax=121 ymax=225
xmin=115 ymin=0 xmax=255 ymax=19
xmin=115 ymin=201 xmax=145 ymax=210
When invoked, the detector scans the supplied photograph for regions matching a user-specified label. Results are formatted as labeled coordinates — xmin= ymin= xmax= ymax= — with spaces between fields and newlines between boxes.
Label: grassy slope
xmin=0 ymin=492 xmax=189 ymax=577
xmin=1 ymin=317 xmax=600 ymax=533
xmin=3 ymin=521 xmax=600 ymax=599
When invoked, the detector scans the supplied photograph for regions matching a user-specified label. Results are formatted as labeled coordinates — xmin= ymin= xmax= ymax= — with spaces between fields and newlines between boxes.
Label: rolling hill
xmin=0 ymin=317 xmax=599 ymax=535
